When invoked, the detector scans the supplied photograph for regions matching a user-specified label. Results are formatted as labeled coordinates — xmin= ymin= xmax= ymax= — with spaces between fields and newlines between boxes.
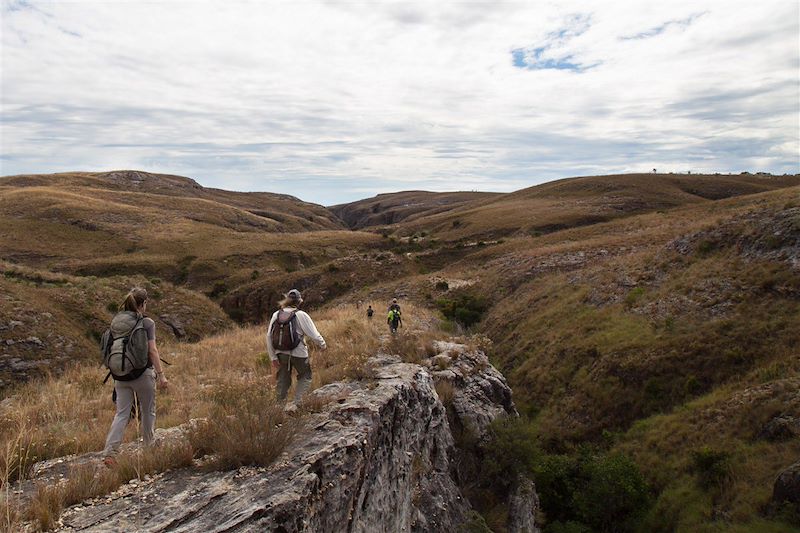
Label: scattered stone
xmin=758 ymin=415 xmax=800 ymax=441
xmin=159 ymin=314 xmax=187 ymax=339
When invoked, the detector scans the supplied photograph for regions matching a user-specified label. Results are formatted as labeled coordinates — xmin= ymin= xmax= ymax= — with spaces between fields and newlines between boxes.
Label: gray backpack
xmin=100 ymin=311 xmax=150 ymax=379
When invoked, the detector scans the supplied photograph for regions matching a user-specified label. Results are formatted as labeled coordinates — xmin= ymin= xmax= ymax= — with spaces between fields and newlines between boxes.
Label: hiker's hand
xmin=271 ymin=359 xmax=280 ymax=371
xmin=157 ymin=376 xmax=169 ymax=391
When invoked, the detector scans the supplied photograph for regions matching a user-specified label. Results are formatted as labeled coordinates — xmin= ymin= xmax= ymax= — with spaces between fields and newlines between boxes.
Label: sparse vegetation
xmin=189 ymin=380 xmax=299 ymax=470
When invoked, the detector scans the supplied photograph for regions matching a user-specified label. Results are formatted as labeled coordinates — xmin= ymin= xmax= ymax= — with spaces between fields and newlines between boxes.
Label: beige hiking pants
xmin=276 ymin=353 xmax=312 ymax=404
xmin=103 ymin=368 xmax=157 ymax=455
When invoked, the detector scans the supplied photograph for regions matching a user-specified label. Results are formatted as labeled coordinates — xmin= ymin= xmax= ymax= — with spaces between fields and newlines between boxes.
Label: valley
xmin=1 ymin=170 xmax=799 ymax=532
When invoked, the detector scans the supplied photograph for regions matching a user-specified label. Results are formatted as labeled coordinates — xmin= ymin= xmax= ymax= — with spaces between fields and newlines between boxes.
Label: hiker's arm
xmin=266 ymin=314 xmax=280 ymax=371
xmin=148 ymin=340 xmax=169 ymax=388
xmin=298 ymin=313 xmax=326 ymax=350
xmin=266 ymin=315 xmax=277 ymax=360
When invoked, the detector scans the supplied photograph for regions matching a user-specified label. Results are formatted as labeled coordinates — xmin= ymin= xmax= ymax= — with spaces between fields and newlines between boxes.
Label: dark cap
xmin=286 ymin=289 xmax=303 ymax=302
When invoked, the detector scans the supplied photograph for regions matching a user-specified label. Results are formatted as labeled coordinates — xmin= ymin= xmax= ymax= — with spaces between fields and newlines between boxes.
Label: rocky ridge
xmin=18 ymin=342 xmax=537 ymax=532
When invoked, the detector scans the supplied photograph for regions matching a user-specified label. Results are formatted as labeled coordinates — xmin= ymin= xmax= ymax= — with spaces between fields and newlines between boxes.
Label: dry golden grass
xmin=0 ymin=302 xmax=441 ymax=513
xmin=434 ymin=380 xmax=456 ymax=408
xmin=188 ymin=379 xmax=300 ymax=471
xmin=0 ymin=301 xmax=448 ymax=531
xmin=24 ymin=442 xmax=193 ymax=532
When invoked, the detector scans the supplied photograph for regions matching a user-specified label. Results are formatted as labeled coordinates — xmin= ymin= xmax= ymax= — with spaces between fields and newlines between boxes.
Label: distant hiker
xmin=367 ymin=305 xmax=374 ymax=319
xmin=388 ymin=298 xmax=401 ymax=314
xmin=388 ymin=308 xmax=402 ymax=334
xmin=267 ymin=289 xmax=326 ymax=409
xmin=356 ymin=300 xmax=362 ymax=309
xmin=101 ymin=288 xmax=168 ymax=464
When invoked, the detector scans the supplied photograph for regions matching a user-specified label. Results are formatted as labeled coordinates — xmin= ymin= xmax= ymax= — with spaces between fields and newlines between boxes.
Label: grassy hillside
xmin=0 ymin=171 xmax=381 ymax=294
xmin=425 ymin=186 xmax=800 ymax=532
xmin=330 ymin=190 xmax=498 ymax=229
xmin=0 ymin=261 xmax=234 ymax=393
xmin=392 ymin=173 xmax=800 ymax=243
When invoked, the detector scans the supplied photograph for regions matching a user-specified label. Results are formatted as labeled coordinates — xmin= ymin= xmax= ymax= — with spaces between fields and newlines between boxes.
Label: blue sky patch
xmin=620 ymin=13 xmax=706 ymax=40
xmin=511 ymin=46 xmax=586 ymax=71
xmin=512 ymin=13 xmax=596 ymax=72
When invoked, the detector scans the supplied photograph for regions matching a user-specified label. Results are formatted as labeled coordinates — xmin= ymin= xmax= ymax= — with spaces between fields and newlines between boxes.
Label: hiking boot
xmin=284 ymin=403 xmax=298 ymax=415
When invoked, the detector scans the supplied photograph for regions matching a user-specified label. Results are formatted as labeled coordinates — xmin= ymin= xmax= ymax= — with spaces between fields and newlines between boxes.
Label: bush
xmin=535 ymin=450 xmax=650 ymax=533
xmin=435 ymin=280 xmax=449 ymax=291
xmin=480 ymin=417 xmax=539 ymax=489
xmin=624 ymin=286 xmax=645 ymax=307
xmin=691 ymin=447 xmax=731 ymax=490
xmin=209 ymin=281 xmax=227 ymax=297
xmin=435 ymin=293 xmax=487 ymax=328
xmin=574 ymin=453 xmax=650 ymax=532
xmin=189 ymin=380 xmax=300 ymax=470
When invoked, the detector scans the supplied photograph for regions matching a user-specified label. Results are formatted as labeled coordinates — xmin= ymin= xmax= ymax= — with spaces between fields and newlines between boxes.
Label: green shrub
xmin=691 ymin=447 xmax=731 ymax=490
xmin=535 ymin=450 xmax=650 ymax=533
xmin=481 ymin=417 xmax=539 ymax=486
xmin=574 ymin=453 xmax=650 ymax=532
xmin=695 ymin=239 xmax=716 ymax=256
xmin=624 ymin=286 xmax=646 ymax=307
xmin=436 ymin=293 xmax=487 ymax=328
xmin=209 ymin=281 xmax=227 ymax=297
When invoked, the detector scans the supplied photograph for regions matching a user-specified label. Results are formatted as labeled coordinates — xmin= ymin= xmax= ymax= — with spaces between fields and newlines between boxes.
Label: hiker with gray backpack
xmin=100 ymin=288 xmax=168 ymax=464
xmin=267 ymin=289 xmax=326 ymax=411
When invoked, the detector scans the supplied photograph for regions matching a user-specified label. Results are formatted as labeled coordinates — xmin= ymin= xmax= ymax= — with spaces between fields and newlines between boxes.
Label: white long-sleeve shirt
xmin=266 ymin=307 xmax=326 ymax=360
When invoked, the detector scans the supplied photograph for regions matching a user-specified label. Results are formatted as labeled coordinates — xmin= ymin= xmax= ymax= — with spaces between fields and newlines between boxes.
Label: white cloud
xmin=1 ymin=0 xmax=798 ymax=205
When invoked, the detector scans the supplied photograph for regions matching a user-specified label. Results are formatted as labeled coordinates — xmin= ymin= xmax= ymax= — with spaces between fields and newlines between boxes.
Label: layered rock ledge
xmin=43 ymin=344 xmax=536 ymax=532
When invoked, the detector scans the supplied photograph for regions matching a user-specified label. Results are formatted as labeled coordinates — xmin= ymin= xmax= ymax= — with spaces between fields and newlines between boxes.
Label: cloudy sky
xmin=1 ymin=1 xmax=798 ymax=205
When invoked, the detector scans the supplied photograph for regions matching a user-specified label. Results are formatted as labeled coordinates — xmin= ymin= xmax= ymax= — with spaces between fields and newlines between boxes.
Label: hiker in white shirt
xmin=266 ymin=289 xmax=326 ymax=408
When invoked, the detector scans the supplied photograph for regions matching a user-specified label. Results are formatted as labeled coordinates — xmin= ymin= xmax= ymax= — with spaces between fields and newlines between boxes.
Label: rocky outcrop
xmin=771 ymin=461 xmax=800 ymax=515
xmin=507 ymin=476 xmax=541 ymax=533
xmin=45 ymin=344 xmax=535 ymax=532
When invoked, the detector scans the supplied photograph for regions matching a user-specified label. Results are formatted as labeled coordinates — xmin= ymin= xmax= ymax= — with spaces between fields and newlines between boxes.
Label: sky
xmin=1 ymin=0 xmax=798 ymax=205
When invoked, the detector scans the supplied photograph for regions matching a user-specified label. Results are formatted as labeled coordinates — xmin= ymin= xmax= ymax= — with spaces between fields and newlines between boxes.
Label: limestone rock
xmin=51 ymin=355 xmax=515 ymax=532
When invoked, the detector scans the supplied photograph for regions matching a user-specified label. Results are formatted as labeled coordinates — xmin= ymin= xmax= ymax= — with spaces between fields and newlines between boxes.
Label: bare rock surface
xmin=42 ymin=348 xmax=530 ymax=532
xmin=771 ymin=461 xmax=800 ymax=514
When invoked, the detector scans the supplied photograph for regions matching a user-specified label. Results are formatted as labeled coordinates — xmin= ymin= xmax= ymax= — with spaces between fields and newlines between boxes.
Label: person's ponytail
xmin=122 ymin=287 xmax=148 ymax=313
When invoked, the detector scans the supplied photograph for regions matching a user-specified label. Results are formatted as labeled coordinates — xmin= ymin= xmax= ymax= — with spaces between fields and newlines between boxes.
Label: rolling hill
xmin=329 ymin=190 xmax=499 ymax=229
xmin=377 ymin=173 xmax=800 ymax=242
xmin=1 ymin=169 xmax=799 ymax=531
xmin=0 ymin=171 xmax=379 ymax=295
